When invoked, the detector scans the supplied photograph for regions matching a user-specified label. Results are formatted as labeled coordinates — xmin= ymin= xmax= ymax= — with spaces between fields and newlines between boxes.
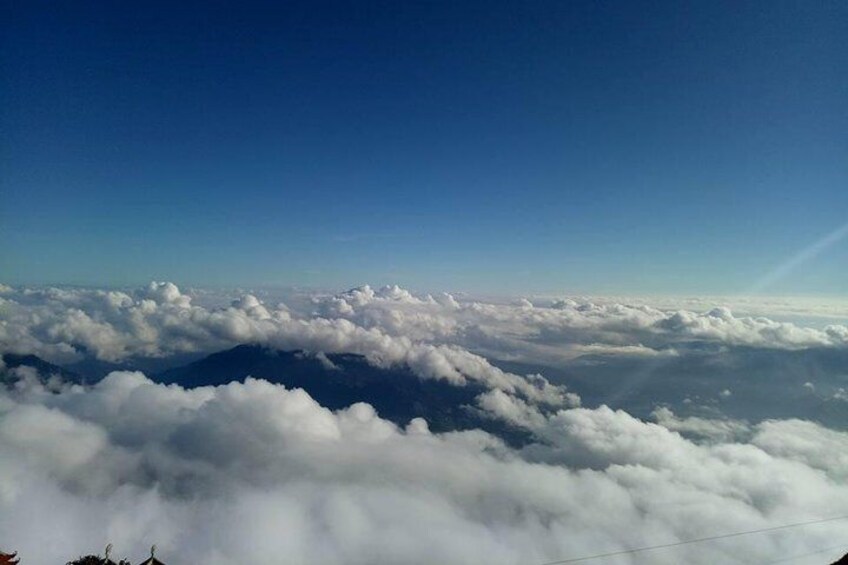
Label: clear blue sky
xmin=2 ymin=1 xmax=846 ymax=295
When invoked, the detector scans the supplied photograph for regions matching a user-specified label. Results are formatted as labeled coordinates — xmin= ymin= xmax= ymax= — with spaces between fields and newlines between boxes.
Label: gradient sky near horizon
xmin=2 ymin=0 xmax=846 ymax=294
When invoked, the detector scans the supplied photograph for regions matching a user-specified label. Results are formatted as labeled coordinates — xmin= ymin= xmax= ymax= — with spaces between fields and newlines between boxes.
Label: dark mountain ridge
xmin=1 ymin=353 xmax=83 ymax=386
xmin=1 ymin=345 xmax=530 ymax=442
xmin=157 ymin=344 xmax=527 ymax=441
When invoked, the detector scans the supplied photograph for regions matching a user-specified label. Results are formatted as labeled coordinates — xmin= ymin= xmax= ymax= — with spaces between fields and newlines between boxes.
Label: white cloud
xmin=651 ymin=406 xmax=750 ymax=442
xmin=1 ymin=374 xmax=847 ymax=564
xmin=0 ymin=284 xmax=576 ymax=406
xmin=2 ymin=284 xmax=846 ymax=377
xmin=3 ymin=283 xmax=848 ymax=563
xmin=307 ymin=285 xmax=848 ymax=363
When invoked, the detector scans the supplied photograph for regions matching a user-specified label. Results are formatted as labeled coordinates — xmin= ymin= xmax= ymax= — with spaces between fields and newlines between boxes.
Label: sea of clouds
xmin=1 ymin=282 xmax=847 ymax=564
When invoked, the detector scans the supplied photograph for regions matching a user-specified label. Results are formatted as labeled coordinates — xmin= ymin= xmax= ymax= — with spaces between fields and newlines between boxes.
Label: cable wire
xmin=538 ymin=514 xmax=848 ymax=565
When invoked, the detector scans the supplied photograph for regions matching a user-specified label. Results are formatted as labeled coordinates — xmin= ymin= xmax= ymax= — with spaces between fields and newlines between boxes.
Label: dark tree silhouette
xmin=66 ymin=544 xmax=130 ymax=565
xmin=65 ymin=556 xmax=131 ymax=565
xmin=66 ymin=558 xmax=114 ymax=565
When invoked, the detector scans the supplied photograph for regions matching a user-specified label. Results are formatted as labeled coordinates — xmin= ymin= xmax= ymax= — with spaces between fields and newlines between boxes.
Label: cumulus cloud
xmin=2 ymin=373 xmax=848 ymax=564
xmin=4 ymin=281 xmax=848 ymax=436
xmin=2 ymin=283 xmax=848 ymax=563
xmin=0 ymin=283 xmax=574 ymax=406
xmin=308 ymin=285 xmax=848 ymax=366
xmin=651 ymin=406 xmax=751 ymax=443
xmin=2 ymin=283 xmax=846 ymax=375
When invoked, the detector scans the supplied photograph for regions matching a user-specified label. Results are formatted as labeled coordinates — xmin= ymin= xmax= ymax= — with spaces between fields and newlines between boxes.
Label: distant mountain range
xmin=2 ymin=345 xmax=530 ymax=443
xmin=157 ymin=344 xmax=527 ymax=441
xmin=1 ymin=353 xmax=83 ymax=386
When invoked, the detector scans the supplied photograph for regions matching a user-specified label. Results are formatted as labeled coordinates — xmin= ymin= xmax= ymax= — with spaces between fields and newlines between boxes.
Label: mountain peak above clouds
xmin=157 ymin=344 xmax=532 ymax=443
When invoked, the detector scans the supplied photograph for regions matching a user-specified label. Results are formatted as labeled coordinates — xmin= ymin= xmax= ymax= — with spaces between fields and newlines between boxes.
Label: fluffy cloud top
xmin=2 ymin=283 xmax=846 ymax=371
xmin=0 ymin=283 xmax=575 ymax=407
xmin=2 ymin=373 xmax=848 ymax=564
xmin=2 ymin=283 xmax=848 ymax=563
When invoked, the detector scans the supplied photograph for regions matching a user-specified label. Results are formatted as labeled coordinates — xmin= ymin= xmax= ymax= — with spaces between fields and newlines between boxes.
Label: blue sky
xmin=2 ymin=0 xmax=846 ymax=294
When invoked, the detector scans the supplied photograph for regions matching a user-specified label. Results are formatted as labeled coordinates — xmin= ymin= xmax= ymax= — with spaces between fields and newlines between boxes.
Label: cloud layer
xmin=0 ymin=283 xmax=576 ymax=407
xmin=2 ymin=283 xmax=848 ymax=563
xmin=2 ymin=282 xmax=846 ymax=369
xmin=2 ymin=373 xmax=848 ymax=564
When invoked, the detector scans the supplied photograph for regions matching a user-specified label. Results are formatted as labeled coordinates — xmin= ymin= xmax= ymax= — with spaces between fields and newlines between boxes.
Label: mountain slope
xmin=1 ymin=353 xmax=83 ymax=387
xmin=158 ymin=344 xmax=527 ymax=441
